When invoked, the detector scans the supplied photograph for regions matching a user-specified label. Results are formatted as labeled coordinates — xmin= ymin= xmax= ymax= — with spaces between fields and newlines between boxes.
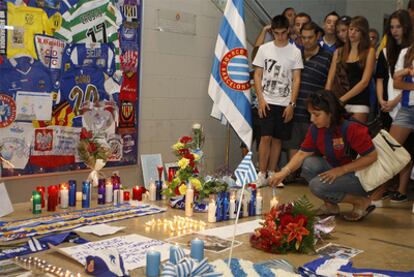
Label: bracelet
xmin=282 ymin=166 xmax=292 ymax=175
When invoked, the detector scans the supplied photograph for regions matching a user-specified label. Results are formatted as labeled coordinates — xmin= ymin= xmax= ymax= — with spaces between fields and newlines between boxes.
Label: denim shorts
xmin=393 ymin=106 xmax=414 ymax=130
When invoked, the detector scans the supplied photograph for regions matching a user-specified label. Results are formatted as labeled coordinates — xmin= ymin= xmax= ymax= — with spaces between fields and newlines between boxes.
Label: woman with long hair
xmin=268 ymin=91 xmax=377 ymax=221
xmin=376 ymin=10 xmax=412 ymax=130
xmin=326 ymin=16 xmax=376 ymax=123
xmin=336 ymin=15 xmax=351 ymax=46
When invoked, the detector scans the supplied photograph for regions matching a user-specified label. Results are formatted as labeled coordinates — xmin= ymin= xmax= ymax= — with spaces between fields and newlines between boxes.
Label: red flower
xmin=184 ymin=153 xmax=195 ymax=161
xmin=178 ymin=148 xmax=190 ymax=156
xmin=294 ymin=214 xmax=308 ymax=226
xmin=280 ymin=214 xmax=293 ymax=227
xmin=87 ymin=142 xmax=97 ymax=153
xmin=189 ymin=160 xmax=195 ymax=168
xmin=193 ymin=167 xmax=199 ymax=174
xmin=248 ymin=183 xmax=257 ymax=190
xmin=174 ymin=186 xmax=180 ymax=195
xmin=80 ymin=128 xmax=93 ymax=139
xmin=284 ymin=218 xmax=310 ymax=244
xmin=180 ymin=136 xmax=192 ymax=144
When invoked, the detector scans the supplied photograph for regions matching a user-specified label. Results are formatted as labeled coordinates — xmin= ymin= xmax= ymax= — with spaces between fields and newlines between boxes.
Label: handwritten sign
xmin=60 ymin=234 xmax=187 ymax=270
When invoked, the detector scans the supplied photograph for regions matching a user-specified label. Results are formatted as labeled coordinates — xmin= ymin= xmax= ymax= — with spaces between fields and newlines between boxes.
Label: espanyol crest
xmin=0 ymin=94 xmax=16 ymax=128
xmin=219 ymin=47 xmax=251 ymax=91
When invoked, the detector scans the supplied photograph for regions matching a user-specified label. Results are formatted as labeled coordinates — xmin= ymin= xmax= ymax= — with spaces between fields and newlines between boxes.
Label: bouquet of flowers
xmin=77 ymin=128 xmax=111 ymax=186
xmin=164 ymin=135 xmax=203 ymax=197
xmin=250 ymin=196 xmax=316 ymax=254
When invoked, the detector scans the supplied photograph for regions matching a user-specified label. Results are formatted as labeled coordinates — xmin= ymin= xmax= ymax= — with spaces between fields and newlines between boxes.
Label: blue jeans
xmin=301 ymin=156 xmax=368 ymax=204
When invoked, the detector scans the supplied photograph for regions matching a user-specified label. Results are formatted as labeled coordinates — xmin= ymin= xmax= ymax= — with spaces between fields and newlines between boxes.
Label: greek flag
xmin=235 ymin=151 xmax=257 ymax=186
xmin=208 ymin=0 xmax=253 ymax=149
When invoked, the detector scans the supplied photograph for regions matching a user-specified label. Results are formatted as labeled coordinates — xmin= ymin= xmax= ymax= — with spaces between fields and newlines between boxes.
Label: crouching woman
xmin=269 ymin=90 xmax=377 ymax=221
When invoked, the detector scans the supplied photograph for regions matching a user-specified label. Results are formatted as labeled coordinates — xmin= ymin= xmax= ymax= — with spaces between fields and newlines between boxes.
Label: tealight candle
xmin=190 ymin=238 xmax=204 ymax=262
xmin=146 ymin=250 xmax=160 ymax=277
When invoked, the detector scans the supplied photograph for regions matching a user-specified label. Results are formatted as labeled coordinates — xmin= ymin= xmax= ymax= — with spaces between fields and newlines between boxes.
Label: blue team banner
xmin=208 ymin=0 xmax=253 ymax=149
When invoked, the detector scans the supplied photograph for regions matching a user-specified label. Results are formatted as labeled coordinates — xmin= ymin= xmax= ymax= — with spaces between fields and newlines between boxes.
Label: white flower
xmin=192 ymin=123 xmax=201 ymax=129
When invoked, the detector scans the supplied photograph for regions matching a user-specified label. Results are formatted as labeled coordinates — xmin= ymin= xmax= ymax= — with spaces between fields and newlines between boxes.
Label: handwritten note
xmin=60 ymin=234 xmax=186 ymax=270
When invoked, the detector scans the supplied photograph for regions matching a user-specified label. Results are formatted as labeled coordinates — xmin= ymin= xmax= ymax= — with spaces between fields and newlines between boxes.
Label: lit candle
xmin=105 ymin=179 xmax=113 ymax=203
xmin=190 ymin=238 xmax=204 ymax=262
xmin=229 ymin=193 xmax=236 ymax=219
xmin=207 ymin=199 xmax=217 ymax=222
xmin=145 ymin=250 xmax=160 ymax=277
xmin=185 ymin=183 xmax=194 ymax=217
xmin=270 ymin=196 xmax=278 ymax=209
xmin=123 ymin=190 xmax=130 ymax=201
xmin=47 ymin=185 xmax=59 ymax=212
xmin=169 ymin=244 xmax=179 ymax=265
xmin=149 ymin=180 xmax=156 ymax=201
xmin=256 ymin=191 xmax=263 ymax=215
xmin=60 ymin=184 xmax=69 ymax=209
xmin=243 ymin=198 xmax=249 ymax=217
xmin=132 ymin=186 xmax=141 ymax=201
xmin=36 ymin=186 xmax=45 ymax=208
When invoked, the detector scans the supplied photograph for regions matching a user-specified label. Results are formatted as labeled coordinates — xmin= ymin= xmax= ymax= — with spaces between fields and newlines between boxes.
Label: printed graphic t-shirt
xmin=253 ymin=41 xmax=303 ymax=106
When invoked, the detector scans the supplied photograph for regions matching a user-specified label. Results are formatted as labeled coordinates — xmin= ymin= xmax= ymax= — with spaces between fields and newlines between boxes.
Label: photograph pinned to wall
xmin=141 ymin=154 xmax=164 ymax=189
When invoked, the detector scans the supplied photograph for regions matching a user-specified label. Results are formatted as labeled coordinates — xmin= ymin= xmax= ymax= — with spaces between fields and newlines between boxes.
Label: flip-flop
xmin=314 ymin=204 xmax=340 ymax=216
xmin=343 ymin=205 xmax=376 ymax=221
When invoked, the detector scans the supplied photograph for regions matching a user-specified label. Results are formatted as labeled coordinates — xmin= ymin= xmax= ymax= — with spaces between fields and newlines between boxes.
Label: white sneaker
xmin=256 ymin=172 xmax=267 ymax=187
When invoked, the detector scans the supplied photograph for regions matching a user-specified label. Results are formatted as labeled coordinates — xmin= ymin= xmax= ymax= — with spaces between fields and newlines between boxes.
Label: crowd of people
xmin=249 ymin=2 xmax=414 ymax=220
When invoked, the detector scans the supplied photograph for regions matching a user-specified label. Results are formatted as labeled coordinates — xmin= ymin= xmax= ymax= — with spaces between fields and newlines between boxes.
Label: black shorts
xmin=259 ymin=104 xmax=293 ymax=140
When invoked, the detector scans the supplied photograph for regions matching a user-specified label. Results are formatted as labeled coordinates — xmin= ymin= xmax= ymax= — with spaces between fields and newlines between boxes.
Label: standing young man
xmin=253 ymin=15 xmax=303 ymax=186
xmin=284 ymin=22 xmax=333 ymax=184
xmin=319 ymin=11 xmax=339 ymax=53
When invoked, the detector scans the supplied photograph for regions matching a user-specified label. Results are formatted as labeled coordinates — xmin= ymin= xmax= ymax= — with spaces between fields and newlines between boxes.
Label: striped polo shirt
xmin=294 ymin=47 xmax=332 ymax=123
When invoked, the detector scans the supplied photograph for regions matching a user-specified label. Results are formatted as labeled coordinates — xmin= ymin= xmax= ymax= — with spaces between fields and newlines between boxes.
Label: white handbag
xmin=355 ymin=129 xmax=411 ymax=192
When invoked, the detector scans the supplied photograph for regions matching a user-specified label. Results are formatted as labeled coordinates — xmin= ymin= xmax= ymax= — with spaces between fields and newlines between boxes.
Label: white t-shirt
xmin=395 ymin=47 xmax=414 ymax=107
xmin=253 ymin=41 xmax=303 ymax=106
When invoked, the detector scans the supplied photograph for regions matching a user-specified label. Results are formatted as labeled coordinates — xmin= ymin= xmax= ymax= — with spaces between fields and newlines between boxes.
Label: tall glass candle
xmin=82 ymin=181 xmax=91 ymax=208
xmin=98 ymin=181 xmax=106 ymax=205
xmin=60 ymin=184 xmax=69 ymax=209
xmin=32 ymin=191 xmax=42 ymax=214
xmin=105 ymin=179 xmax=113 ymax=203
xmin=35 ymin=186 xmax=45 ymax=208
xmin=146 ymin=250 xmax=160 ymax=277
xmin=47 ymin=185 xmax=58 ymax=212
xmin=190 ymin=238 xmax=204 ymax=261
xmin=68 ymin=180 xmax=77 ymax=207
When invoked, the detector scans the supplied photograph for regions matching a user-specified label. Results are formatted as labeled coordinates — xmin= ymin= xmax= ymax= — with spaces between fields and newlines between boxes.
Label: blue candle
xmin=169 ymin=245 xmax=179 ymax=264
xmin=190 ymin=238 xmax=204 ymax=261
xmin=146 ymin=250 xmax=160 ymax=277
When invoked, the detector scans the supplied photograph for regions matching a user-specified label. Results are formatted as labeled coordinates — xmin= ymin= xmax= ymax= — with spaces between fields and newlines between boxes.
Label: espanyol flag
xmin=235 ymin=151 xmax=257 ymax=186
xmin=208 ymin=0 xmax=253 ymax=149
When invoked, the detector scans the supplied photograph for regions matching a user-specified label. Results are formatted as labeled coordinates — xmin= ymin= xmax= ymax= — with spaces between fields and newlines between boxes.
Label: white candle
xmin=256 ymin=192 xmax=263 ymax=215
xmin=185 ymin=184 xmax=194 ymax=217
xmin=270 ymin=196 xmax=278 ymax=209
xmin=229 ymin=195 xmax=236 ymax=219
xmin=119 ymin=189 xmax=124 ymax=204
xmin=149 ymin=181 xmax=157 ymax=201
xmin=208 ymin=199 xmax=216 ymax=223
xmin=105 ymin=184 xmax=113 ymax=203
xmin=60 ymin=188 xmax=69 ymax=209
xmin=113 ymin=189 xmax=120 ymax=206
xmin=162 ymin=182 xmax=168 ymax=200
xmin=243 ymin=198 xmax=249 ymax=217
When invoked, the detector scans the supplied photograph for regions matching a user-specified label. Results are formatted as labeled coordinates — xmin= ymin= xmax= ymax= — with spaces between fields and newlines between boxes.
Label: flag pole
xmin=225 ymin=124 xmax=231 ymax=170
xmin=227 ymin=173 xmax=247 ymax=266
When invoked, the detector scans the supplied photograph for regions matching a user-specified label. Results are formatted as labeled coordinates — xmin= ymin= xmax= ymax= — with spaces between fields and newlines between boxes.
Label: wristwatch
xmin=289 ymin=102 xmax=296 ymax=108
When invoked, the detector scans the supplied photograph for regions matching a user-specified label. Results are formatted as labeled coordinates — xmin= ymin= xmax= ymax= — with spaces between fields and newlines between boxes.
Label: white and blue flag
xmin=235 ymin=151 xmax=257 ymax=186
xmin=208 ymin=0 xmax=253 ymax=149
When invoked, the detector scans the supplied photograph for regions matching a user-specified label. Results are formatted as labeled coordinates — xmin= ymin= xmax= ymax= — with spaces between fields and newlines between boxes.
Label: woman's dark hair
xmin=306 ymin=90 xmax=347 ymax=127
xmin=386 ymin=9 xmax=412 ymax=75
xmin=341 ymin=16 xmax=371 ymax=68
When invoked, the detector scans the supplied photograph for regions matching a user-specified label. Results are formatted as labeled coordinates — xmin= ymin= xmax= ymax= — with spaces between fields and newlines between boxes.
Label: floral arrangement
xmin=250 ymin=196 xmax=316 ymax=254
xmin=164 ymin=135 xmax=203 ymax=197
xmin=77 ymin=128 xmax=111 ymax=186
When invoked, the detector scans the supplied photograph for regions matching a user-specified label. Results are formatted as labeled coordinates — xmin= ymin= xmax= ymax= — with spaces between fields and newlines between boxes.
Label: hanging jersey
xmin=58 ymin=67 xmax=110 ymax=120
xmin=0 ymin=55 xmax=58 ymax=97
xmin=119 ymin=72 xmax=137 ymax=102
xmin=55 ymin=0 xmax=122 ymax=75
xmin=62 ymin=42 xmax=116 ymax=76
xmin=5 ymin=2 xmax=53 ymax=59
xmin=119 ymin=24 xmax=138 ymax=51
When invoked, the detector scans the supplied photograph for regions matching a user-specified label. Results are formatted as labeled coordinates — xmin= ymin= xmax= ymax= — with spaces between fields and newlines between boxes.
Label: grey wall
xmin=3 ymin=0 xmax=243 ymax=204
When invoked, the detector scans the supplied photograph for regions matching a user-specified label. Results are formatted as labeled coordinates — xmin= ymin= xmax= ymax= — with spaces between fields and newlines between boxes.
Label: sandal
xmin=314 ymin=204 xmax=340 ymax=216
xmin=343 ymin=205 xmax=376 ymax=221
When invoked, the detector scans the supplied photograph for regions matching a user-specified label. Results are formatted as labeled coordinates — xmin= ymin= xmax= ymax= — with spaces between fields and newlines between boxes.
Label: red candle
xmin=123 ymin=191 xmax=130 ymax=201
xmin=132 ymin=186 xmax=140 ymax=200
xmin=47 ymin=185 xmax=59 ymax=212
xmin=36 ymin=186 xmax=46 ymax=208
xmin=168 ymin=168 xmax=175 ymax=183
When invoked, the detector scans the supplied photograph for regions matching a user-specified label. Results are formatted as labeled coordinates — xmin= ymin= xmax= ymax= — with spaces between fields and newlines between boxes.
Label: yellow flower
xmin=178 ymin=183 xmax=187 ymax=195
xmin=178 ymin=158 xmax=190 ymax=169
xmin=172 ymin=142 xmax=185 ymax=150
xmin=190 ymin=178 xmax=202 ymax=191
xmin=193 ymin=154 xmax=200 ymax=161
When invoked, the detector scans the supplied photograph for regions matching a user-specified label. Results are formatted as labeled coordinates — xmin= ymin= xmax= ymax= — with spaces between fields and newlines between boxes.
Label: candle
xmin=60 ymin=184 xmax=69 ymax=209
xmin=123 ymin=190 xmax=130 ymax=201
xmin=68 ymin=180 xmax=77 ymax=207
xmin=82 ymin=181 xmax=91 ymax=208
xmin=270 ymin=196 xmax=278 ymax=209
xmin=256 ymin=191 xmax=263 ymax=215
xmin=190 ymin=238 xmax=204 ymax=261
xmin=132 ymin=186 xmax=141 ymax=201
xmin=243 ymin=198 xmax=249 ymax=217
xmin=97 ymin=181 xmax=105 ymax=205
xmin=169 ymin=244 xmax=179 ymax=265
xmin=76 ymin=191 xmax=82 ymax=202
xmin=146 ymin=250 xmax=160 ymax=277
xmin=162 ymin=182 xmax=168 ymax=200
xmin=155 ymin=180 xmax=162 ymax=201
xmin=105 ymin=179 xmax=113 ymax=203
xmin=32 ymin=191 xmax=42 ymax=214
xmin=36 ymin=186 xmax=45 ymax=208
xmin=185 ymin=183 xmax=194 ymax=217
xmin=113 ymin=188 xmax=121 ymax=206
xmin=149 ymin=180 xmax=156 ymax=201
xmin=208 ymin=199 xmax=216 ymax=223
xmin=223 ymin=192 xmax=229 ymax=220
xmin=47 ymin=185 xmax=58 ymax=212
xmin=229 ymin=194 xmax=236 ymax=219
